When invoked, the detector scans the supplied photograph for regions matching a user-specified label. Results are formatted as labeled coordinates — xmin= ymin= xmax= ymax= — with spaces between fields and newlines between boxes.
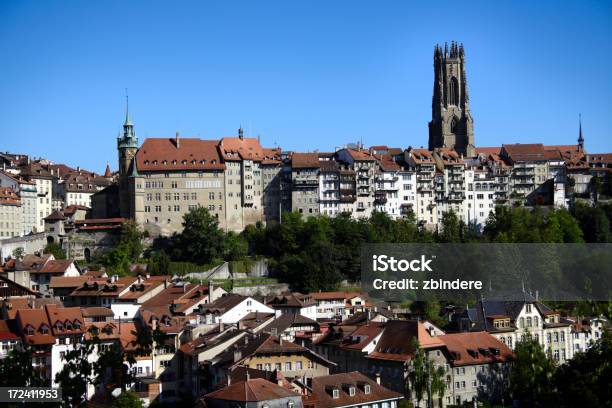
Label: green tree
xmin=55 ymin=340 xmax=96 ymax=407
xmin=147 ymin=250 xmax=171 ymax=276
xmin=177 ymin=206 xmax=225 ymax=264
xmin=44 ymin=242 xmax=67 ymax=259
xmin=0 ymin=344 xmax=47 ymax=387
xmin=11 ymin=247 xmax=24 ymax=260
xmin=554 ymin=331 xmax=612 ymax=408
xmin=111 ymin=391 xmax=143 ymax=408
xmin=510 ymin=334 xmax=556 ymax=407
xmin=225 ymin=231 xmax=248 ymax=261
xmin=406 ymin=338 xmax=427 ymax=408
xmin=119 ymin=220 xmax=144 ymax=261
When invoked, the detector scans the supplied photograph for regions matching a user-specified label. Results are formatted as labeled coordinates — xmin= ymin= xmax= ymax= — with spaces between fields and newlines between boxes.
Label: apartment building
xmin=500 ymin=144 xmax=550 ymax=200
xmin=218 ymin=129 xmax=267 ymax=230
xmin=405 ymin=149 xmax=438 ymax=228
xmin=335 ymin=148 xmax=378 ymax=217
xmin=261 ymin=148 xmax=283 ymax=223
xmin=0 ymin=171 xmax=37 ymax=235
xmin=434 ymin=149 xmax=466 ymax=222
xmin=0 ymin=187 xmax=23 ymax=239
xmin=464 ymin=167 xmax=496 ymax=230
xmin=291 ymin=153 xmax=320 ymax=217
xmin=20 ymin=163 xmax=55 ymax=231
xmin=374 ymin=158 xmax=402 ymax=218
xmin=319 ymin=160 xmax=341 ymax=217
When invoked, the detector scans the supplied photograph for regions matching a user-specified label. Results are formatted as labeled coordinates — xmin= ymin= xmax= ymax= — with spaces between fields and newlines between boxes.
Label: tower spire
xmin=578 ymin=113 xmax=585 ymax=152
xmin=124 ymin=89 xmax=132 ymax=127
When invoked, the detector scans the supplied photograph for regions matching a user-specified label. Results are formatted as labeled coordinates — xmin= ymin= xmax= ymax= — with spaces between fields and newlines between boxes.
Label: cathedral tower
xmin=428 ymin=42 xmax=475 ymax=157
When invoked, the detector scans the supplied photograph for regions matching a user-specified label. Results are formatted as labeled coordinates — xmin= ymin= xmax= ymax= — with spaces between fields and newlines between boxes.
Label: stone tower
xmin=117 ymin=99 xmax=138 ymax=218
xmin=428 ymin=42 xmax=475 ymax=157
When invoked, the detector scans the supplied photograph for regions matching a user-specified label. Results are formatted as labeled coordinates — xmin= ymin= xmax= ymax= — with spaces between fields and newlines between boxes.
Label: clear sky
xmin=1 ymin=0 xmax=611 ymax=174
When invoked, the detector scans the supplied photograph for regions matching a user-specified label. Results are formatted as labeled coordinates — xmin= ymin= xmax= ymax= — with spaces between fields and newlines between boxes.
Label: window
xmin=295 ymin=361 xmax=302 ymax=370
xmin=364 ymin=384 xmax=371 ymax=394
xmin=332 ymin=389 xmax=339 ymax=399
xmin=285 ymin=362 xmax=292 ymax=371
xmin=349 ymin=387 xmax=356 ymax=396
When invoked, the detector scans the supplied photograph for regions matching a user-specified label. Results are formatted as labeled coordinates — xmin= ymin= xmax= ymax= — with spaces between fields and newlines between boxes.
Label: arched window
xmin=451 ymin=117 xmax=458 ymax=133
xmin=449 ymin=77 xmax=459 ymax=106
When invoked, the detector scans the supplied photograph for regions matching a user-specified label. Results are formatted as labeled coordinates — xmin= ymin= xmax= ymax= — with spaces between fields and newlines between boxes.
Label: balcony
xmin=293 ymin=179 xmax=319 ymax=187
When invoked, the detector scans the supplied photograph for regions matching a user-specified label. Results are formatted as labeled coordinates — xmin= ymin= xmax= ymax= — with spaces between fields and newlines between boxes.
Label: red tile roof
xmin=311 ymin=372 xmax=403 ymax=408
xmin=33 ymin=259 xmax=75 ymax=274
xmin=0 ymin=187 xmax=21 ymax=206
xmin=291 ymin=153 xmax=321 ymax=169
xmin=501 ymin=143 xmax=546 ymax=162
xmin=475 ymin=147 xmax=501 ymax=155
xmin=204 ymin=378 xmax=300 ymax=402
xmin=437 ymin=331 xmax=513 ymax=367
xmin=137 ymin=138 xmax=225 ymax=171
xmin=219 ymin=137 xmax=266 ymax=162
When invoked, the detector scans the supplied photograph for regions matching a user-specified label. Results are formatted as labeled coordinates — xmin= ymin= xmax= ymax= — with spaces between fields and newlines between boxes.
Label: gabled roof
xmin=219 ymin=137 xmax=266 ymax=162
xmin=204 ymin=378 xmax=300 ymax=402
xmin=15 ymin=308 xmax=55 ymax=345
xmin=33 ymin=259 xmax=75 ymax=274
xmin=49 ymin=276 xmax=90 ymax=288
xmin=137 ymin=138 xmax=225 ymax=171
xmin=311 ymin=372 xmax=403 ymax=408
xmin=501 ymin=143 xmax=546 ymax=163
xmin=291 ymin=153 xmax=321 ymax=169
xmin=367 ymin=320 xmax=444 ymax=361
xmin=264 ymin=313 xmax=318 ymax=335
xmin=199 ymin=294 xmax=247 ymax=314
xmin=438 ymin=331 xmax=514 ymax=367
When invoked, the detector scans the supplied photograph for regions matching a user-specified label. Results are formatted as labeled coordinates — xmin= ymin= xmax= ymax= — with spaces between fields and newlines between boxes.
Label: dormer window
xmin=66 ymin=322 xmax=73 ymax=330
xmin=182 ymin=160 xmax=187 ymax=165
xmin=162 ymin=160 xmax=167 ymax=165
xmin=172 ymin=160 xmax=177 ymax=165
xmin=74 ymin=321 xmax=81 ymax=330
xmin=40 ymin=325 xmax=49 ymax=335
xmin=349 ymin=386 xmax=356 ymax=396
xmin=25 ymin=325 xmax=34 ymax=335
xmin=153 ymin=160 xmax=158 ymax=165
xmin=332 ymin=389 xmax=339 ymax=399
xmin=364 ymin=384 xmax=371 ymax=394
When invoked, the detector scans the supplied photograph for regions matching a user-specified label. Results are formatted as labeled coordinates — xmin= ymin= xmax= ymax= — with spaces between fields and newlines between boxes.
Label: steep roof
xmin=219 ymin=137 xmax=266 ymax=162
xmin=311 ymin=372 xmax=403 ymax=408
xmin=291 ymin=153 xmax=321 ymax=169
xmin=501 ymin=143 xmax=546 ymax=163
xmin=204 ymin=378 xmax=300 ymax=402
xmin=136 ymin=138 xmax=225 ymax=171
xmin=34 ymin=259 xmax=75 ymax=274
xmin=438 ymin=331 xmax=514 ymax=367
xmin=368 ymin=320 xmax=444 ymax=361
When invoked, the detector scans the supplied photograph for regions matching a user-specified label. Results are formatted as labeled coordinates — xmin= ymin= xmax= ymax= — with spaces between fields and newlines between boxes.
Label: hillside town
xmin=0 ymin=42 xmax=611 ymax=407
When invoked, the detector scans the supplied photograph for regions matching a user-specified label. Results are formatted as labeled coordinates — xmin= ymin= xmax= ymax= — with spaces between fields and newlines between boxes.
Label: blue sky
xmin=1 ymin=0 xmax=611 ymax=173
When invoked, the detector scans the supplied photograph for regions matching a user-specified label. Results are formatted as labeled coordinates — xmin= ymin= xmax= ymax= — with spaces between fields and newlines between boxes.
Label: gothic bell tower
xmin=428 ymin=42 xmax=475 ymax=157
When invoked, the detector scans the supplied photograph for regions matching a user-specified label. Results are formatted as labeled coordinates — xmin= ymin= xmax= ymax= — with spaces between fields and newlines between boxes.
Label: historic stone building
xmin=428 ymin=42 xmax=476 ymax=157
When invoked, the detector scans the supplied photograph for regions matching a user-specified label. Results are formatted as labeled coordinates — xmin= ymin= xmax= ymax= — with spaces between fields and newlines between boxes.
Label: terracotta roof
xmin=435 ymin=148 xmax=465 ymax=165
xmin=345 ymin=148 xmax=376 ymax=162
xmin=438 ymin=331 xmax=513 ymax=367
xmin=291 ymin=153 xmax=321 ymax=169
xmin=0 ymin=187 xmax=21 ymax=206
xmin=49 ymin=276 xmax=90 ymax=288
xmin=142 ymin=282 xmax=209 ymax=309
xmin=368 ymin=320 xmax=444 ymax=361
xmin=339 ymin=322 xmax=384 ymax=351
xmin=261 ymin=148 xmax=283 ymax=165
xmin=199 ymin=294 xmax=246 ymax=314
xmin=264 ymin=313 xmax=318 ymax=334
xmin=81 ymin=307 xmax=114 ymax=318
xmin=62 ymin=171 xmax=111 ymax=193
xmin=204 ymin=378 xmax=300 ymax=402
xmin=15 ymin=308 xmax=56 ymax=345
xmin=44 ymin=210 xmax=65 ymax=221
xmin=501 ymin=143 xmax=546 ymax=162
xmin=34 ymin=259 xmax=75 ymax=274
xmin=310 ymin=291 xmax=363 ymax=301
xmin=136 ymin=138 xmax=225 ymax=171
xmin=45 ymin=304 xmax=84 ymax=335
xmin=311 ymin=372 xmax=403 ymax=408
xmin=377 ymin=157 xmax=401 ymax=171
xmin=409 ymin=148 xmax=436 ymax=164
xmin=544 ymin=144 xmax=580 ymax=153
xmin=267 ymin=292 xmax=315 ymax=308
xmin=475 ymin=147 xmax=501 ymax=155
xmin=219 ymin=137 xmax=266 ymax=162
xmin=0 ymin=319 xmax=20 ymax=341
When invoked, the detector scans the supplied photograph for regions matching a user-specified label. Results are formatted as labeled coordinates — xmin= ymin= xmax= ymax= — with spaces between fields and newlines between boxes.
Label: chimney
xmin=209 ymin=280 xmax=214 ymax=302
xmin=175 ymin=131 xmax=180 ymax=148
xmin=219 ymin=320 xmax=224 ymax=332
xmin=375 ymin=372 xmax=381 ymax=385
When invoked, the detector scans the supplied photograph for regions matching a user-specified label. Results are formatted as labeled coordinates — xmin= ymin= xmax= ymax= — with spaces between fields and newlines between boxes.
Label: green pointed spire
xmin=124 ymin=93 xmax=133 ymax=127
